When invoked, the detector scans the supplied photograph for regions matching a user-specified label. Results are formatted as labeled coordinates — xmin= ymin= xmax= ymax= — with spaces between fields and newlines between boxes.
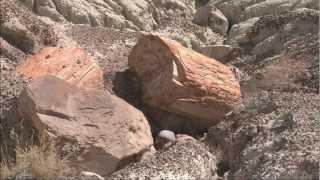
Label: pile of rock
xmin=13 ymin=33 xmax=240 ymax=178
xmin=1 ymin=0 xmax=319 ymax=179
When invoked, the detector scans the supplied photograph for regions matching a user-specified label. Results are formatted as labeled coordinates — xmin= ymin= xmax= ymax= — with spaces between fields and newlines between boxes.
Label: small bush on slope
xmin=0 ymin=136 xmax=66 ymax=179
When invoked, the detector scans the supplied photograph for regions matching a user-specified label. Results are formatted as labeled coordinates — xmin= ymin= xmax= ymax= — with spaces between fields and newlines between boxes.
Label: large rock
xmin=17 ymin=75 xmax=153 ymax=176
xmin=193 ymin=4 xmax=229 ymax=35
xmin=129 ymin=34 xmax=241 ymax=128
xmin=16 ymin=47 xmax=104 ymax=91
xmin=109 ymin=138 xmax=218 ymax=180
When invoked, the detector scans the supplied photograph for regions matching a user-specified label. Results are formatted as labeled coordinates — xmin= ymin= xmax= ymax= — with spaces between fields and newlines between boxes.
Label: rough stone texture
xmin=19 ymin=0 xmax=156 ymax=30
xmin=109 ymin=138 xmax=218 ymax=180
xmin=204 ymin=7 xmax=319 ymax=180
xmin=17 ymin=75 xmax=153 ymax=176
xmin=209 ymin=0 xmax=319 ymax=24
xmin=1 ymin=0 xmax=319 ymax=179
xmin=129 ymin=34 xmax=241 ymax=129
xmin=19 ymin=0 xmax=224 ymax=50
xmin=0 ymin=1 xmax=57 ymax=54
xmin=0 ymin=37 xmax=26 ymax=62
xmin=207 ymin=91 xmax=320 ymax=180
xmin=193 ymin=4 xmax=229 ymax=35
xmin=15 ymin=47 xmax=105 ymax=91
xmin=227 ymin=8 xmax=319 ymax=92
xmin=200 ymin=45 xmax=240 ymax=63
xmin=19 ymin=0 xmax=196 ymax=31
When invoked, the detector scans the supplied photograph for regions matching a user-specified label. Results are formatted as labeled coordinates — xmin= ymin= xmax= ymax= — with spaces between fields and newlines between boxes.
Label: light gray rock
xmin=210 ymin=0 xmax=319 ymax=24
xmin=193 ymin=4 xmax=229 ymax=35
xmin=158 ymin=130 xmax=176 ymax=142
xmin=34 ymin=0 xmax=65 ymax=22
xmin=200 ymin=45 xmax=239 ymax=63
xmin=155 ymin=130 xmax=176 ymax=149
xmin=20 ymin=0 xmax=157 ymax=30
xmin=19 ymin=0 xmax=201 ymax=32
xmin=19 ymin=0 xmax=189 ymax=31
xmin=80 ymin=171 xmax=104 ymax=180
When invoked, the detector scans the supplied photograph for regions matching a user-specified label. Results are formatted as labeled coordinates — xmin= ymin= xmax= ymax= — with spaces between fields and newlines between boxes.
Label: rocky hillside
xmin=0 ymin=0 xmax=319 ymax=179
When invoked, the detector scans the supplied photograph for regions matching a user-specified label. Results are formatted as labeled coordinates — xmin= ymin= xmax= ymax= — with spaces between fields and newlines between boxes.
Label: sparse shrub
xmin=0 ymin=136 xmax=67 ymax=179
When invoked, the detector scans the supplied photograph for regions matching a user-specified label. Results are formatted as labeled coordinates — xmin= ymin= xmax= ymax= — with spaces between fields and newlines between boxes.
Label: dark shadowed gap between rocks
xmin=111 ymin=69 xmax=211 ymax=138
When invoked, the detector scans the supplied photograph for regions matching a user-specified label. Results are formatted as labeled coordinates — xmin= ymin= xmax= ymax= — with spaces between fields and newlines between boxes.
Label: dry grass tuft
xmin=0 ymin=136 xmax=67 ymax=179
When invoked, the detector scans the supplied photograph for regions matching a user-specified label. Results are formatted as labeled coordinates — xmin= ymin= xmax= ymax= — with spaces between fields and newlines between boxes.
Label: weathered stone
xmin=193 ymin=4 xmax=229 ymax=35
xmin=155 ymin=130 xmax=176 ymax=149
xmin=109 ymin=138 xmax=218 ymax=180
xmin=200 ymin=45 xmax=239 ymax=63
xmin=16 ymin=47 xmax=104 ymax=91
xmin=129 ymin=34 xmax=241 ymax=129
xmin=226 ymin=8 xmax=319 ymax=92
xmin=0 ymin=37 xmax=26 ymax=63
xmin=158 ymin=130 xmax=176 ymax=142
xmin=80 ymin=171 xmax=104 ymax=180
xmin=0 ymin=17 xmax=36 ymax=53
xmin=17 ymin=75 xmax=153 ymax=176
xmin=210 ymin=0 xmax=319 ymax=24
xmin=20 ymin=0 xmax=158 ymax=31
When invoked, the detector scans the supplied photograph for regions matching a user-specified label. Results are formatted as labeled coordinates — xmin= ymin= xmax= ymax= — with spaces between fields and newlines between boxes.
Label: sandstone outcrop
xmin=16 ymin=47 xmax=104 ymax=91
xmin=129 ymin=34 xmax=241 ymax=128
xmin=17 ymin=75 xmax=153 ymax=176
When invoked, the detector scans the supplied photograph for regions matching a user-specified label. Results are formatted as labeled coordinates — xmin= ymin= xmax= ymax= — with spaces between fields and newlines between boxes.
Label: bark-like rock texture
xmin=16 ymin=47 xmax=104 ymax=91
xmin=17 ymin=75 xmax=153 ymax=176
xmin=129 ymin=34 xmax=241 ymax=128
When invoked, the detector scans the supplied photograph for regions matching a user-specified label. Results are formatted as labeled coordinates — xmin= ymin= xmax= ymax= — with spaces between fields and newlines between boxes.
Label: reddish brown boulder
xmin=18 ymin=75 xmax=153 ymax=176
xmin=16 ymin=47 xmax=104 ymax=90
xmin=129 ymin=34 xmax=241 ymax=127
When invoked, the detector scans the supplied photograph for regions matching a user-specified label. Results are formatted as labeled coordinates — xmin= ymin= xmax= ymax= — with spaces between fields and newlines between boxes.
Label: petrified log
xmin=129 ymin=34 xmax=241 ymax=127
xmin=15 ymin=47 xmax=104 ymax=90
